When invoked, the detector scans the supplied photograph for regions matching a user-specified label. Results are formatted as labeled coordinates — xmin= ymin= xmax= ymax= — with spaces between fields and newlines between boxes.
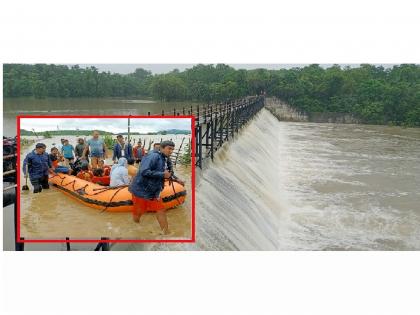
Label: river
xmin=3 ymin=97 xmax=197 ymax=137
xmin=144 ymin=108 xmax=420 ymax=251
xmin=3 ymin=99 xmax=420 ymax=250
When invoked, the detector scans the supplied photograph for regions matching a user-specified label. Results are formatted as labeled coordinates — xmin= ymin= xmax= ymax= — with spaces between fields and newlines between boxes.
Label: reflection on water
xmin=19 ymin=135 xmax=192 ymax=240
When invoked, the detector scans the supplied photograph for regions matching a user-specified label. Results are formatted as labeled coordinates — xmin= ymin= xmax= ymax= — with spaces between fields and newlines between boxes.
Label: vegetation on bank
xmin=20 ymin=129 xmax=191 ymax=136
xmin=179 ymin=141 xmax=192 ymax=166
xmin=20 ymin=129 xmax=114 ymax=136
xmin=5 ymin=63 xmax=420 ymax=126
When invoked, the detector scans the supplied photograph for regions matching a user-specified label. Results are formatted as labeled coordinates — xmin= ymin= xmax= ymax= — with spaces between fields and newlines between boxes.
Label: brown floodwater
xmin=19 ymin=135 xmax=192 ymax=241
xmin=3 ymin=97 xmax=198 ymax=137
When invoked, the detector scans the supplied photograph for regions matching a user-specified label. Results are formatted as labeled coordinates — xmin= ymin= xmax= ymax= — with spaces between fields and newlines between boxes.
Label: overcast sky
xmin=20 ymin=118 xmax=191 ymax=133
xmin=74 ymin=64 xmax=395 ymax=74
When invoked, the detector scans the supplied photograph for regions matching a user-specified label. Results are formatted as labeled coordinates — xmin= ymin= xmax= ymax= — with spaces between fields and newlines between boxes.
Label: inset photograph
xmin=17 ymin=116 xmax=194 ymax=242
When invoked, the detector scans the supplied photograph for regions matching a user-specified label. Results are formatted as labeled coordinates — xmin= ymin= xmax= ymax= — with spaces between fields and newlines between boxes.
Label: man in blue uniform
xmin=112 ymin=135 xmax=133 ymax=162
xmin=129 ymin=140 xmax=174 ymax=234
xmin=22 ymin=143 xmax=53 ymax=193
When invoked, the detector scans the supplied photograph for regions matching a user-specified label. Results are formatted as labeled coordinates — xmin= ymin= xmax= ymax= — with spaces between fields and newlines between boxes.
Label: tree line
xmin=4 ymin=63 xmax=420 ymax=126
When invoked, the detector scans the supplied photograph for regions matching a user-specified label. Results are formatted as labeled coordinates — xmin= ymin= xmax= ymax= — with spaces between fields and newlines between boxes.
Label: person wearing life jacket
xmin=22 ymin=143 xmax=53 ymax=193
xmin=110 ymin=157 xmax=130 ymax=187
xmin=98 ymin=159 xmax=111 ymax=176
xmin=76 ymin=161 xmax=93 ymax=182
xmin=112 ymin=135 xmax=133 ymax=163
xmin=91 ymin=168 xmax=110 ymax=186
xmin=133 ymin=141 xmax=145 ymax=164
xmin=129 ymin=140 xmax=178 ymax=235
xmin=49 ymin=147 xmax=72 ymax=175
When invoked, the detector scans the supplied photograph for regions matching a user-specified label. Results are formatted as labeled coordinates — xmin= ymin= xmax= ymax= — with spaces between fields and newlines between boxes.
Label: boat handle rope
xmin=99 ymin=185 xmax=128 ymax=213
xmin=168 ymin=178 xmax=183 ymax=206
xmin=50 ymin=173 xmax=128 ymax=196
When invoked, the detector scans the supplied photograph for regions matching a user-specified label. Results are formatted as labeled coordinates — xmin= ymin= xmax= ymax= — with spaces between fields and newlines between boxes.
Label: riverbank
xmin=265 ymin=97 xmax=419 ymax=127
xmin=3 ymin=97 xmax=200 ymax=137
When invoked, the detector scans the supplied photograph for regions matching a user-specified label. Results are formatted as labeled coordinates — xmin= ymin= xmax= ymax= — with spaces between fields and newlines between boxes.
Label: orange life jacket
xmin=103 ymin=165 xmax=111 ymax=176
xmin=77 ymin=170 xmax=93 ymax=182
xmin=91 ymin=176 xmax=110 ymax=186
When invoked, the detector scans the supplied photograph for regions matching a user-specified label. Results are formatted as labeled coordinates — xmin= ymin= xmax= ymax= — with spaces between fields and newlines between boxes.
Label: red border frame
xmin=16 ymin=115 xmax=196 ymax=244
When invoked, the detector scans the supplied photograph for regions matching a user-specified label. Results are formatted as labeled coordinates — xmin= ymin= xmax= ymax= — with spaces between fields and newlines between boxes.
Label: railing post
xmin=94 ymin=237 xmax=110 ymax=251
xmin=210 ymin=117 xmax=215 ymax=160
xmin=13 ymin=163 xmax=23 ymax=251
xmin=198 ymin=124 xmax=202 ymax=169
xmin=101 ymin=237 xmax=110 ymax=251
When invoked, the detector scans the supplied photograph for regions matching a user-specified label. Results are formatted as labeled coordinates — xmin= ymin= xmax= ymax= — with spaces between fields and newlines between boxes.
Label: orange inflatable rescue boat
xmin=48 ymin=173 xmax=186 ymax=212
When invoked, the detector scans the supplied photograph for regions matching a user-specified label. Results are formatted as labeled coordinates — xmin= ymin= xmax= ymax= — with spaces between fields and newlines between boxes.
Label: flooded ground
xmin=18 ymin=135 xmax=192 ymax=241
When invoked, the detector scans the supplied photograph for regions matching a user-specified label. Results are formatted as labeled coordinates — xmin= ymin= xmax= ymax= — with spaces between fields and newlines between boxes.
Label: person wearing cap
xmin=129 ymin=140 xmax=182 ymax=235
xmin=22 ymin=143 xmax=53 ymax=193
xmin=153 ymin=142 xmax=184 ymax=185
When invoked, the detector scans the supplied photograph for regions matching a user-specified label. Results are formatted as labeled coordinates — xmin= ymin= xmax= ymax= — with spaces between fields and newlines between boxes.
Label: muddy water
xmin=19 ymin=135 xmax=192 ymax=240
xmin=145 ymin=109 xmax=420 ymax=251
xmin=3 ymin=97 xmax=197 ymax=137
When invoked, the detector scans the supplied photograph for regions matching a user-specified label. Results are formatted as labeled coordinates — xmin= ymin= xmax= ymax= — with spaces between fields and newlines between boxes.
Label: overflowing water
xmin=144 ymin=108 xmax=420 ymax=251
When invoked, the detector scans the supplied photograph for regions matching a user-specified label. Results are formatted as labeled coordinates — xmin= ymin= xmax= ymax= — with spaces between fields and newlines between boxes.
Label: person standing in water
xmin=61 ymin=139 xmax=75 ymax=166
xmin=82 ymin=130 xmax=107 ymax=169
xmin=133 ymin=141 xmax=144 ymax=164
xmin=112 ymin=135 xmax=133 ymax=162
xmin=129 ymin=140 xmax=177 ymax=235
xmin=75 ymin=138 xmax=87 ymax=161
xmin=22 ymin=143 xmax=53 ymax=193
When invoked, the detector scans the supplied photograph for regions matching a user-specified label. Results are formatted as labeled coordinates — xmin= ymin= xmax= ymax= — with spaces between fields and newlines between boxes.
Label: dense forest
xmin=4 ymin=63 xmax=420 ymax=126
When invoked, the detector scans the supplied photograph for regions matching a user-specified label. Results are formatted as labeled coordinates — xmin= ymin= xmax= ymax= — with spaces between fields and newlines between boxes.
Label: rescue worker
xmin=129 ymin=140 xmax=180 ymax=235
xmin=22 ymin=143 xmax=53 ymax=193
